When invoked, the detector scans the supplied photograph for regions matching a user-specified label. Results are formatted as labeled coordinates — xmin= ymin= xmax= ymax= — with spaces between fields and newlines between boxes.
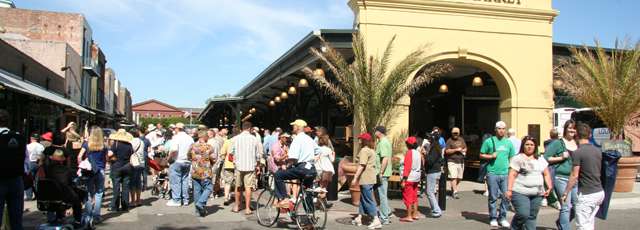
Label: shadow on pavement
xmin=461 ymin=211 xmax=490 ymax=224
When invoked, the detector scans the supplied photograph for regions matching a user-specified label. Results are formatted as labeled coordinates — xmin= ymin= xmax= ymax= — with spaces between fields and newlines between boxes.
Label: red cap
xmin=41 ymin=132 xmax=53 ymax=141
xmin=357 ymin=132 xmax=372 ymax=141
xmin=405 ymin=136 xmax=417 ymax=145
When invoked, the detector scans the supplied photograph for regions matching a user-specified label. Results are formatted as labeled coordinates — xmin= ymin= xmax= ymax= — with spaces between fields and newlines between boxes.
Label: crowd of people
xmin=0 ymin=106 xmax=607 ymax=230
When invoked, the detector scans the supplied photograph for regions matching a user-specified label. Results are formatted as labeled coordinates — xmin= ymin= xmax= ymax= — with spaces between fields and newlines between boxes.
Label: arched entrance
xmin=410 ymin=56 xmax=514 ymax=162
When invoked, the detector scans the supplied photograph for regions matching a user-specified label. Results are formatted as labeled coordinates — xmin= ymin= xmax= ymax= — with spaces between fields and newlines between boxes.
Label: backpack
xmin=0 ymin=130 xmax=27 ymax=178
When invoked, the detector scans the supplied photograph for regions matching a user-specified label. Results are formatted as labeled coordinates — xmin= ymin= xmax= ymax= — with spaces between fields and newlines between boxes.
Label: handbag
xmin=130 ymin=142 xmax=142 ymax=167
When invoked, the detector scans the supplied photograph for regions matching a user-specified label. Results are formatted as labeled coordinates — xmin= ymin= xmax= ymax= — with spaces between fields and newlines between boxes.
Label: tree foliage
xmin=558 ymin=40 xmax=640 ymax=136
xmin=302 ymin=33 xmax=452 ymax=135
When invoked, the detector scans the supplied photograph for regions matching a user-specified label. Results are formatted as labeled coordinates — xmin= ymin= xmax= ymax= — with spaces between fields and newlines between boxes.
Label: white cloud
xmin=57 ymin=0 xmax=353 ymax=60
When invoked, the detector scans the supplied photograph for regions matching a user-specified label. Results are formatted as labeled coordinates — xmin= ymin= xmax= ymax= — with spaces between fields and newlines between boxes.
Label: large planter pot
xmin=341 ymin=162 xmax=360 ymax=206
xmin=614 ymin=156 xmax=640 ymax=192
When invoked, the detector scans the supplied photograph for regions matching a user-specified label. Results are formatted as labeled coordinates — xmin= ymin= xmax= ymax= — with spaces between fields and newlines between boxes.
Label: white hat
xmin=495 ymin=121 xmax=507 ymax=129
xmin=176 ymin=123 xmax=185 ymax=129
xmin=147 ymin=124 xmax=156 ymax=132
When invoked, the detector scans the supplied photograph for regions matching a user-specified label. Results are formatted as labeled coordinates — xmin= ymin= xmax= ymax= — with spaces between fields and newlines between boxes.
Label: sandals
xmin=399 ymin=217 xmax=414 ymax=222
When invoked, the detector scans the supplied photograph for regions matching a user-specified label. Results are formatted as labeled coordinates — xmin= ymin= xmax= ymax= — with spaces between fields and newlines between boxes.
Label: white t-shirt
xmin=27 ymin=142 xmax=44 ymax=162
xmin=171 ymin=131 xmax=194 ymax=163
xmin=407 ymin=149 xmax=422 ymax=182
xmin=510 ymin=154 xmax=548 ymax=196
xmin=315 ymin=146 xmax=335 ymax=173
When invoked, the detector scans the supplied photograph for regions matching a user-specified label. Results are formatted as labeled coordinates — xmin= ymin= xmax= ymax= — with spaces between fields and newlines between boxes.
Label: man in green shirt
xmin=480 ymin=121 xmax=515 ymax=228
xmin=374 ymin=126 xmax=392 ymax=225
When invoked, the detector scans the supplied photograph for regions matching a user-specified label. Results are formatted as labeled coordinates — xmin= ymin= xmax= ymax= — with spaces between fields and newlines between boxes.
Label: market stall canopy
xmin=0 ymin=68 xmax=94 ymax=115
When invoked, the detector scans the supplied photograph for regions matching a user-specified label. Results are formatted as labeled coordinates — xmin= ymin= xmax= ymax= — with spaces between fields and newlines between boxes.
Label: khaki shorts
xmin=235 ymin=170 xmax=256 ymax=189
xmin=222 ymin=169 xmax=235 ymax=185
xmin=447 ymin=161 xmax=464 ymax=179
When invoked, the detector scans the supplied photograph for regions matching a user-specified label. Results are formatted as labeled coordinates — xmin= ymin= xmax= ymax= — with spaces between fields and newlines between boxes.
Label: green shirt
xmin=375 ymin=137 xmax=393 ymax=177
xmin=543 ymin=139 xmax=573 ymax=178
xmin=480 ymin=136 xmax=515 ymax=175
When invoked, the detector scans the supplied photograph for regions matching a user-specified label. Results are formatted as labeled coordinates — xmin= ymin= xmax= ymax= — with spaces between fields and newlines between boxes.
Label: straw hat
xmin=109 ymin=129 xmax=133 ymax=143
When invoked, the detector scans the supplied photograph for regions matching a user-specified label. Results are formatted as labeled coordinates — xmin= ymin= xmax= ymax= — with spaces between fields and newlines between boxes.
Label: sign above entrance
xmin=474 ymin=0 xmax=521 ymax=5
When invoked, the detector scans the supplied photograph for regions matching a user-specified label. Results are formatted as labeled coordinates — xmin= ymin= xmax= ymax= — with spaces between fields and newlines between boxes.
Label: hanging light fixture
xmin=313 ymin=64 xmax=325 ymax=78
xmin=337 ymin=101 xmax=344 ymax=106
xmin=288 ymin=85 xmax=297 ymax=95
xmin=249 ymin=107 xmax=256 ymax=114
xmin=472 ymin=75 xmax=484 ymax=87
xmin=268 ymin=100 xmax=276 ymax=107
xmin=438 ymin=84 xmax=449 ymax=93
xmin=280 ymin=91 xmax=288 ymax=99
xmin=298 ymin=78 xmax=309 ymax=88
xmin=274 ymin=96 xmax=281 ymax=103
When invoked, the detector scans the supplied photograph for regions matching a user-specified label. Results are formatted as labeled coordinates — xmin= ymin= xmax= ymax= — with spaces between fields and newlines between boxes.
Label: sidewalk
xmin=22 ymin=181 xmax=640 ymax=229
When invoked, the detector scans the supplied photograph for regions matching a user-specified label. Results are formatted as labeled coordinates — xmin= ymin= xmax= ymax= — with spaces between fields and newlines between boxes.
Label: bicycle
xmin=255 ymin=173 xmax=327 ymax=230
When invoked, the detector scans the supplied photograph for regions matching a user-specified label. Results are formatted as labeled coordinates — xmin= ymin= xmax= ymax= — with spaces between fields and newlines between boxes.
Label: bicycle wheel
xmin=256 ymin=189 xmax=280 ymax=227
xmin=294 ymin=192 xmax=327 ymax=230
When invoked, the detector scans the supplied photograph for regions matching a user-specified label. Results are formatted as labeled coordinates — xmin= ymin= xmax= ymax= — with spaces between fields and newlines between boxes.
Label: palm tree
xmin=302 ymin=33 xmax=452 ymax=136
xmin=557 ymin=40 xmax=640 ymax=137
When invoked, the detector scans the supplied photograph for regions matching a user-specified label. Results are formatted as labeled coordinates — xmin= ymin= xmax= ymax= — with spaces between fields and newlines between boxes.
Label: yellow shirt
xmin=220 ymin=138 xmax=235 ymax=169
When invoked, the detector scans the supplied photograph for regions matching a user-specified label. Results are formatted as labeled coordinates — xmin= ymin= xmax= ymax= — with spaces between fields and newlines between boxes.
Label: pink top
xmin=268 ymin=142 xmax=287 ymax=173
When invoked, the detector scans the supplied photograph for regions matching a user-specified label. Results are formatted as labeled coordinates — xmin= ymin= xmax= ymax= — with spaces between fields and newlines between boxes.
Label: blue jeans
xmin=83 ymin=169 xmax=105 ymax=223
xmin=193 ymin=178 xmax=213 ymax=209
xmin=554 ymin=176 xmax=577 ymax=230
xmin=0 ymin=177 xmax=24 ymax=230
xmin=377 ymin=177 xmax=391 ymax=222
xmin=274 ymin=164 xmax=315 ymax=199
xmin=510 ymin=192 xmax=543 ymax=230
xmin=25 ymin=161 xmax=39 ymax=199
xmin=111 ymin=168 xmax=131 ymax=210
xmin=170 ymin=162 xmax=191 ymax=204
xmin=359 ymin=184 xmax=378 ymax=217
xmin=487 ymin=173 xmax=508 ymax=221
xmin=427 ymin=172 xmax=442 ymax=216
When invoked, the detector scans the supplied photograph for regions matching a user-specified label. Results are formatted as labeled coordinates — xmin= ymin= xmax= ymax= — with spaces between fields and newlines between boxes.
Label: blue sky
xmin=16 ymin=0 xmax=640 ymax=108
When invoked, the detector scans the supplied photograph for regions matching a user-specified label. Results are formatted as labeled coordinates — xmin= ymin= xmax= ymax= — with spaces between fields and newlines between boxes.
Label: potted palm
xmin=557 ymin=40 xmax=640 ymax=192
xmin=303 ymin=33 xmax=451 ymax=204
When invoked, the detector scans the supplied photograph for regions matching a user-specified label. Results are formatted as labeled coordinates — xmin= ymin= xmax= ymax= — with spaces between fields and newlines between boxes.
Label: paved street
xmin=23 ymin=181 xmax=640 ymax=230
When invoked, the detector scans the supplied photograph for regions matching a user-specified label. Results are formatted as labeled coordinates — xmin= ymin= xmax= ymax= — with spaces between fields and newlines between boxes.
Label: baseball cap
xmin=451 ymin=127 xmax=461 ymax=134
xmin=176 ymin=123 xmax=185 ymax=129
xmin=495 ymin=121 xmax=507 ymax=129
xmin=41 ymin=132 xmax=53 ymax=141
xmin=290 ymin=119 xmax=307 ymax=127
xmin=405 ymin=136 xmax=417 ymax=145
xmin=31 ymin=133 xmax=40 ymax=139
xmin=357 ymin=132 xmax=372 ymax=141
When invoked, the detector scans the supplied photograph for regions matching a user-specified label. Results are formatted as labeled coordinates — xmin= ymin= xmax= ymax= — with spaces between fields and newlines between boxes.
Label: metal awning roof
xmin=0 ymin=68 xmax=94 ymax=115
xmin=198 ymin=96 xmax=244 ymax=121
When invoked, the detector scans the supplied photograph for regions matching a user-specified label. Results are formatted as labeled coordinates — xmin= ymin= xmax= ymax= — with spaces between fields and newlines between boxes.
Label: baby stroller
xmin=150 ymin=156 xmax=170 ymax=199
xmin=36 ymin=179 xmax=77 ymax=230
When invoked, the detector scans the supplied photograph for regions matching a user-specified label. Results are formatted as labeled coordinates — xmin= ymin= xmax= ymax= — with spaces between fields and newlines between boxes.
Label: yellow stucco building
xmin=350 ymin=0 xmax=558 ymax=143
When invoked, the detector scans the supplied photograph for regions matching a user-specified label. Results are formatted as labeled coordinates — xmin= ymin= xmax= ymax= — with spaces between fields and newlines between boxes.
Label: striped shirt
xmin=232 ymin=131 xmax=261 ymax=172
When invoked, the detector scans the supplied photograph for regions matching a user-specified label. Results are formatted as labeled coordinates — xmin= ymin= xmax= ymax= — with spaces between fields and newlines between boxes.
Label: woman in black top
xmin=424 ymin=136 xmax=443 ymax=217
xmin=107 ymin=130 xmax=134 ymax=212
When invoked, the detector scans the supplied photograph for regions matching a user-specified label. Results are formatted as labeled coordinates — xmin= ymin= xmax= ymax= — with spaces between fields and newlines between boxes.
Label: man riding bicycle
xmin=274 ymin=119 xmax=318 ymax=208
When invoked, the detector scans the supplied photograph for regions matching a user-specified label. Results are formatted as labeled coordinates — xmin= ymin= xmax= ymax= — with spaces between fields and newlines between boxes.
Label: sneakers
xmin=541 ymin=198 xmax=548 ymax=207
xmin=453 ymin=192 xmax=460 ymax=199
xmin=483 ymin=191 xmax=489 ymax=197
xmin=499 ymin=219 xmax=511 ymax=228
xmin=351 ymin=216 xmax=362 ymax=226
xmin=166 ymin=200 xmax=182 ymax=207
xmin=368 ymin=217 xmax=382 ymax=229
xmin=489 ymin=219 xmax=499 ymax=227
xmin=312 ymin=187 xmax=328 ymax=193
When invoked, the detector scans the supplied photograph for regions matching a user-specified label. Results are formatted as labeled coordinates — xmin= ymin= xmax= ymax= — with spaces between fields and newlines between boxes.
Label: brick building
xmin=132 ymin=99 xmax=201 ymax=119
